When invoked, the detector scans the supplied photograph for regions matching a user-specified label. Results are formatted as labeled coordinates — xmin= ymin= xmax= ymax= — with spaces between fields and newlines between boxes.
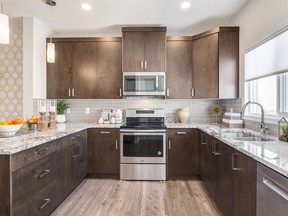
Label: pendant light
xmin=46 ymin=0 xmax=56 ymax=63
xmin=0 ymin=2 xmax=9 ymax=44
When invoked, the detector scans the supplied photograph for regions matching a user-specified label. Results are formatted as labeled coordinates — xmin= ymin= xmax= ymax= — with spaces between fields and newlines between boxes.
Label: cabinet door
xmin=167 ymin=129 xmax=199 ymax=177
xmin=233 ymin=150 xmax=256 ymax=216
xmin=192 ymin=33 xmax=219 ymax=98
xmin=122 ymin=31 xmax=145 ymax=71
xmin=47 ymin=42 xmax=73 ymax=99
xmin=166 ymin=38 xmax=192 ymax=98
xmin=95 ymin=41 xmax=122 ymax=99
xmin=215 ymin=141 xmax=233 ymax=216
xmin=144 ymin=31 xmax=166 ymax=72
xmin=200 ymin=133 xmax=217 ymax=199
xmin=88 ymin=129 xmax=119 ymax=174
xmin=62 ymin=142 xmax=77 ymax=197
xmin=76 ymin=131 xmax=87 ymax=184
xmin=72 ymin=42 xmax=98 ymax=98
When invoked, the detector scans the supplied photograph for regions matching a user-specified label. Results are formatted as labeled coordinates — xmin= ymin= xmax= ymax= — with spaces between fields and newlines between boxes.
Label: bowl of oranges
xmin=0 ymin=118 xmax=24 ymax=138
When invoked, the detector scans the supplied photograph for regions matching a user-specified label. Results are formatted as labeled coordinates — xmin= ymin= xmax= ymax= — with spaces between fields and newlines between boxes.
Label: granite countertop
xmin=0 ymin=123 xmax=122 ymax=155
xmin=1 ymin=122 xmax=288 ymax=178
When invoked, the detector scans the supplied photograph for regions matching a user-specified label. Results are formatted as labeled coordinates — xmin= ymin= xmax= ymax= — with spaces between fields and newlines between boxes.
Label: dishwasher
xmin=257 ymin=163 xmax=288 ymax=216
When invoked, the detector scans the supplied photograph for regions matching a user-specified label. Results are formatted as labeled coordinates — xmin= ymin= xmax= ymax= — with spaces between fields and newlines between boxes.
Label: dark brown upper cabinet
xmin=166 ymin=37 xmax=193 ymax=98
xmin=122 ymin=27 xmax=166 ymax=72
xmin=47 ymin=38 xmax=122 ymax=99
xmin=192 ymin=27 xmax=239 ymax=99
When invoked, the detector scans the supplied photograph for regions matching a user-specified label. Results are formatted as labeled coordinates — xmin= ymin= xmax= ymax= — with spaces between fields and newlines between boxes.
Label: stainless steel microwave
xmin=123 ymin=72 xmax=166 ymax=97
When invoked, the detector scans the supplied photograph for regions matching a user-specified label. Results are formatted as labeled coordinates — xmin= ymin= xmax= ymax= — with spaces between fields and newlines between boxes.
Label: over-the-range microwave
xmin=123 ymin=72 xmax=166 ymax=98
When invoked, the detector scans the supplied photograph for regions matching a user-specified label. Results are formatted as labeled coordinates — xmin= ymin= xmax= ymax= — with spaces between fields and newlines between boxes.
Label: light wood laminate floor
xmin=52 ymin=176 xmax=220 ymax=216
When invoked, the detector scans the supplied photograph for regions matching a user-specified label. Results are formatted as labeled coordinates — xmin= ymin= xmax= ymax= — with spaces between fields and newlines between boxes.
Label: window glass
xmin=245 ymin=75 xmax=277 ymax=115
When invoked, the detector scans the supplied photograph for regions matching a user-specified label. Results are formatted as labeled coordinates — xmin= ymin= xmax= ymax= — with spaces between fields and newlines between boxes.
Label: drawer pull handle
xmin=71 ymin=135 xmax=81 ymax=140
xmin=263 ymin=177 xmax=288 ymax=200
xmin=201 ymin=134 xmax=206 ymax=145
xmin=37 ymin=147 xmax=49 ymax=155
xmin=39 ymin=198 xmax=51 ymax=210
xmin=232 ymin=153 xmax=241 ymax=171
xmin=115 ymin=140 xmax=118 ymax=149
xmin=176 ymin=132 xmax=187 ymax=135
xmin=168 ymin=140 xmax=171 ymax=150
xmin=38 ymin=169 xmax=50 ymax=179
xmin=101 ymin=131 xmax=110 ymax=134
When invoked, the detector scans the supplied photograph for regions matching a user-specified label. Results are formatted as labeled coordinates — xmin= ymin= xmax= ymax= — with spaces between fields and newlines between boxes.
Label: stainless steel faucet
xmin=240 ymin=101 xmax=269 ymax=135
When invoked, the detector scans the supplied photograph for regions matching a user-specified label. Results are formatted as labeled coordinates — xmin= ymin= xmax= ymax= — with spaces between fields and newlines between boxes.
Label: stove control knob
xmin=158 ymin=151 xmax=162 ymax=156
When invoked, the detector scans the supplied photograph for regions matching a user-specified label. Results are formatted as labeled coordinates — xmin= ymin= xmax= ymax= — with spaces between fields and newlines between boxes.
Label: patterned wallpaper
xmin=0 ymin=26 xmax=23 ymax=120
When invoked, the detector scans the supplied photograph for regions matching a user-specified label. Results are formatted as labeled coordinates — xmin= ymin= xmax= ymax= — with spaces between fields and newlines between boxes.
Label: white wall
xmin=229 ymin=0 xmax=288 ymax=98
xmin=23 ymin=17 xmax=52 ymax=117
xmin=23 ymin=17 xmax=33 ymax=117
xmin=33 ymin=17 xmax=52 ymax=99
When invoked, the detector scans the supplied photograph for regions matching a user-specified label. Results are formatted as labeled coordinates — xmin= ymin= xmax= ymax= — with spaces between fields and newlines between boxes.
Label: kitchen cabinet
xmin=167 ymin=129 xmax=199 ymax=178
xmin=233 ymin=150 xmax=256 ymax=216
xmin=200 ymin=132 xmax=256 ymax=216
xmin=199 ymin=132 xmax=217 ymax=199
xmin=9 ymin=138 xmax=65 ymax=216
xmin=122 ymin=27 xmax=166 ymax=72
xmin=192 ymin=27 xmax=239 ymax=99
xmin=166 ymin=37 xmax=193 ymax=98
xmin=88 ymin=128 xmax=120 ymax=176
xmin=62 ymin=130 xmax=87 ymax=198
xmin=47 ymin=38 xmax=122 ymax=99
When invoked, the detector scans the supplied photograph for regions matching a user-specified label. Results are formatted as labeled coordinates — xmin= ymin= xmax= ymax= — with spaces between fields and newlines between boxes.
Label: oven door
xmin=120 ymin=130 xmax=166 ymax=164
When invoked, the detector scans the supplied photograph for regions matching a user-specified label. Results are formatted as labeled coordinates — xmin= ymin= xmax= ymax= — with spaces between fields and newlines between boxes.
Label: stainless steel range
xmin=120 ymin=108 xmax=166 ymax=181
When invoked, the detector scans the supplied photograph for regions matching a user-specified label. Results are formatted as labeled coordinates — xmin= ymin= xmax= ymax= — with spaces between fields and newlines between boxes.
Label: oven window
xmin=123 ymin=135 xmax=163 ymax=157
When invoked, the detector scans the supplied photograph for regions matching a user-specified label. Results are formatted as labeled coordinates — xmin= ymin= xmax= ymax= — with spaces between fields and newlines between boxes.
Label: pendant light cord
xmin=49 ymin=1 xmax=52 ymax=43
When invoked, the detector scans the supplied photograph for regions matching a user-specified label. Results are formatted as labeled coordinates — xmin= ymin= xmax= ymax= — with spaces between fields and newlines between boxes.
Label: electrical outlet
xmin=85 ymin=107 xmax=90 ymax=114
xmin=66 ymin=108 xmax=71 ymax=114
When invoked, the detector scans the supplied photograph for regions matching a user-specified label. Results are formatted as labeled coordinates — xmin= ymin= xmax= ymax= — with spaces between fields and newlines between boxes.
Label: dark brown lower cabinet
xmin=62 ymin=130 xmax=87 ymax=199
xmin=233 ymin=150 xmax=256 ymax=216
xmin=200 ymin=132 xmax=217 ymax=199
xmin=88 ymin=129 xmax=120 ymax=176
xmin=167 ymin=129 xmax=199 ymax=178
xmin=199 ymin=132 xmax=256 ymax=216
xmin=0 ymin=130 xmax=88 ymax=216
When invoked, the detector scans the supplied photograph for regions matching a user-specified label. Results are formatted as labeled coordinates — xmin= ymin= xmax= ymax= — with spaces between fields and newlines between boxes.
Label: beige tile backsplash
xmin=33 ymin=97 xmax=279 ymax=137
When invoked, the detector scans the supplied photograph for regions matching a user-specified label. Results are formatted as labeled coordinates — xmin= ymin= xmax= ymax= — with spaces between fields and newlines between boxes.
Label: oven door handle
xmin=120 ymin=129 xmax=166 ymax=133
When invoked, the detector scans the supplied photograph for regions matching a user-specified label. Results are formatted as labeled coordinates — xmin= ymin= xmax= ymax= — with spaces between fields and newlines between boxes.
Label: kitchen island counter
xmin=0 ymin=123 xmax=122 ymax=155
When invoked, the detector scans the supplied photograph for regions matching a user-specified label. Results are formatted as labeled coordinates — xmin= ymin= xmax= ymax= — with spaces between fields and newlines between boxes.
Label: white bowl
xmin=0 ymin=124 xmax=23 ymax=137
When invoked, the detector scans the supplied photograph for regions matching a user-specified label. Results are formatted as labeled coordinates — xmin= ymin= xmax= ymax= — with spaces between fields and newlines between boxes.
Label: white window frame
xmin=244 ymin=24 xmax=288 ymax=123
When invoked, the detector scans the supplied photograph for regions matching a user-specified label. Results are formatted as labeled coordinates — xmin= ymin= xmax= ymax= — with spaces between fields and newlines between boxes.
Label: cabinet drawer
xmin=13 ymin=177 xmax=60 ymax=216
xmin=168 ymin=128 xmax=194 ymax=137
xmin=12 ymin=151 xmax=61 ymax=208
xmin=88 ymin=128 xmax=119 ymax=137
xmin=63 ymin=130 xmax=87 ymax=149
xmin=11 ymin=138 xmax=64 ymax=171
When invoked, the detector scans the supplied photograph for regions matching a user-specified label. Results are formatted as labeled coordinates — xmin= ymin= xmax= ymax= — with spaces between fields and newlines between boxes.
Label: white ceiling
xmin=4 ymin=0 xmax=249 ymax=36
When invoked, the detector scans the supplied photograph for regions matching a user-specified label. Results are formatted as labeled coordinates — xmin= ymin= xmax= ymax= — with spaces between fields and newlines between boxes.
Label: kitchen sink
xmin=233 ymin=136 xmax=272 ymax=141
xmin=222 ymin=131 xmax=273 ymax=142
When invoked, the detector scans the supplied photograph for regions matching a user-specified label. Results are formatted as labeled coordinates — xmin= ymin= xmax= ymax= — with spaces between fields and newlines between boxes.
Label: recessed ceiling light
xmin=180 ymin=2 xmax=191 ymax=9
xmin=81 ymin=3 xmax=92 ymax=11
